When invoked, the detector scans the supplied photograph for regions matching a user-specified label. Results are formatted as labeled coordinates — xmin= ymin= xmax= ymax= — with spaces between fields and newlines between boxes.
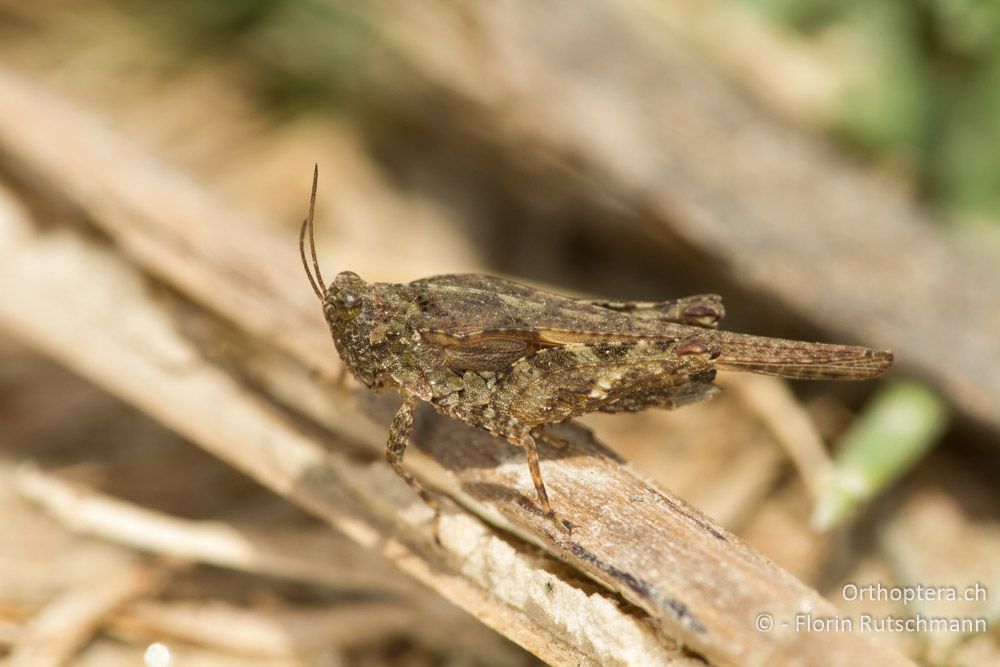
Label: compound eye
xmin=337 ymin=290 xmax=361 ymax=319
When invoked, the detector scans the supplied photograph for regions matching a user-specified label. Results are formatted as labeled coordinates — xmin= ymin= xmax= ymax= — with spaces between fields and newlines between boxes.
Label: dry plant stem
xmin=699 ymin=441 xmax=784 ymax=529
xmin=8 ymin=468 xmax=522 ymax=665
xmin=0 ymin=171 xmax=913 ymax=667
xmin=372 ymin=0 xmax=1000 ymax=436
xmin=13 ymin=465 xmax=418 ymax=597
xmin=2 ymin=561 xmax=165 ymax=667
xmin=722 ymin=375 xmax=831 ymax=498
xmin=110 ymin=600 xmax=416 ymax=657
xmin=0 ymin=65 xmax=338 ymax=380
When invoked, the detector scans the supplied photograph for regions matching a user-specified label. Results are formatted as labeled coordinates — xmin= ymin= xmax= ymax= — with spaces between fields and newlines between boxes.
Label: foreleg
xmin=386 ymin=396 xmax=441 ymax=526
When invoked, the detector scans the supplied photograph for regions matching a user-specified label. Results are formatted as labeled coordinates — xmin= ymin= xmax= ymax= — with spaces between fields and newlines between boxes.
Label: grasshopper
xmin=299 ymin=167 xmax=892 ymax=518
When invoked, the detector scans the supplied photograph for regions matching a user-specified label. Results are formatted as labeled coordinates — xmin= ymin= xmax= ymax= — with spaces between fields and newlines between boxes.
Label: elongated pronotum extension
xmin=716 ymin=331 xmax=893 ymax=381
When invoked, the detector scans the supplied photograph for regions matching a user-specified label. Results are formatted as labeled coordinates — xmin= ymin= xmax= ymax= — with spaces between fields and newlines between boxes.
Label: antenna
xmin=299 ymin=164 xmax=326 ymax=301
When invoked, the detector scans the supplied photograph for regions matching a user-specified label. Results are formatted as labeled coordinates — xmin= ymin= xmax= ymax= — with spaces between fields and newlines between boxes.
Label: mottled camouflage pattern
xmin=300 ymin=170 xmax=893 ymax=518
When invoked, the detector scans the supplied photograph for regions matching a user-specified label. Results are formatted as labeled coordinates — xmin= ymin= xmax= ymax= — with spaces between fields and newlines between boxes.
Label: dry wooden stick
xmin=2 ymin=561 xmax=165 ymax=667
xmin=7 ymin=467 xmax=525 ymax=665
xmin=722 ymin=375 xmax=831 ymax=498
xmin=13 ymin=464 xmax=418 ymax=597
xmin=110 ymin=600 xmax=416 ymax=657
xmin=0 ymin=67 xmax=916 ymax=666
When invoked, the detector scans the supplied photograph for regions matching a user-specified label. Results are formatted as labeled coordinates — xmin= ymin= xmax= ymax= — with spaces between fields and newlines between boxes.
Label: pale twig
xmin=3 ymin=561 xmax=165 ymax=667
xmin=109 ymin=600 xmax=415 ymax=657
xmin=13 ymin=464 xmax=418 ymax=597
xmin=722 ymin=374 xmax=832 ymax=499
xmin=8 ymin=465 xmax=524 ymax=665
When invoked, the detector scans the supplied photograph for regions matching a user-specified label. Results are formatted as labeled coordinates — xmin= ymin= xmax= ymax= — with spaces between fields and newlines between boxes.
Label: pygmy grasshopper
xmin=299 ymin=168 xmax=892 ymax=518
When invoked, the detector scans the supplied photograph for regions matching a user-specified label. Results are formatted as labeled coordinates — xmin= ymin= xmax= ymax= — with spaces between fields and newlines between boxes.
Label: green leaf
xmin=812 ymin=381 xmax=949 ymax=531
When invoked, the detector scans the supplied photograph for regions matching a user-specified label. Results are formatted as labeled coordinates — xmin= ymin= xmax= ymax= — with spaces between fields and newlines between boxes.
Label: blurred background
xmin=0 ymin=1 xmax=998 ymax=666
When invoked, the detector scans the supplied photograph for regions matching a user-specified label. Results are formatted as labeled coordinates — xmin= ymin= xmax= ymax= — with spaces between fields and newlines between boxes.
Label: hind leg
xmin=443 ymin=403 xmax=555 ymax=515
xmin=596 ymin=379 xmax=720 ymax=413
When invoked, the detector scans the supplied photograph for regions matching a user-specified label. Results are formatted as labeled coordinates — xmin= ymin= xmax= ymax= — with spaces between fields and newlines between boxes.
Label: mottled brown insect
xmin=299 ymin=167 xmax=892 ymax=518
